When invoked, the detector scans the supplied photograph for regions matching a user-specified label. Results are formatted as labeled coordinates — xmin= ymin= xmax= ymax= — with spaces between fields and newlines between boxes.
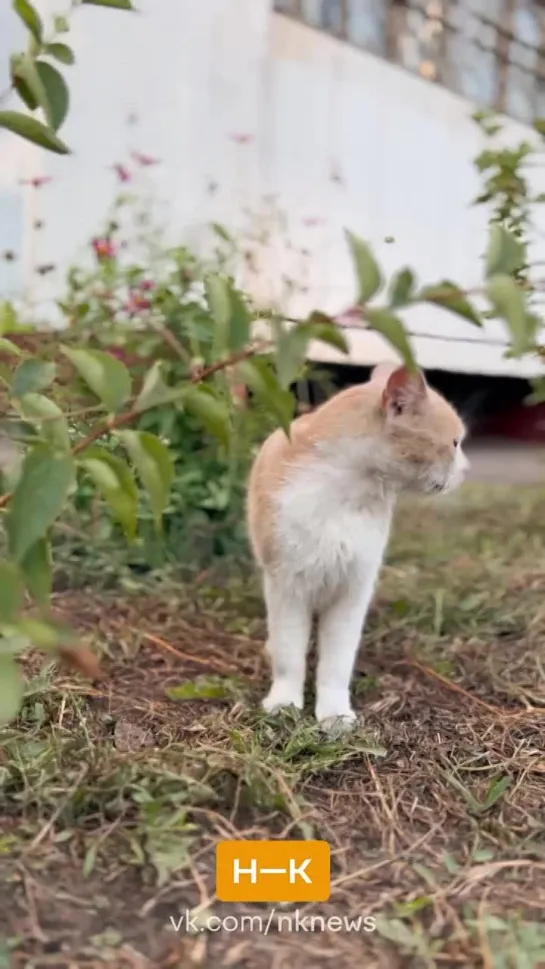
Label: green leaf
xmin=11 ymin=53 xmax=46 ymax=112
xmin=412 ymin=862 xmax=437 ymax=889
xmin=444 ymin=773 xmax=483 ymax=814
xmin=238 ymin=358 xmax=295 ymax=435
xmin=275 ymin=326 xmax=310 ymax=388
xmin=11 ymin=62 xmax=37 ymax=112
xmin=82 ymin=0 xmax=134 ymax=8
xmin=205 ymin=274 xmax=230 ymax=332
xmin=181 ymin=386 xmax=231 ymax=450
xmin=472 ymin=848 xmax=495 ymax=863
xmin=45 ymin=43 xmax=75 ymax=65
xmin=17 ymin=392 xmax=71 ymax=451
xmin=35 ymin=61 xmax=69 ymax=131
xmin=21 ymin=538 xmax=52 ymax=605
xmin=83 ymin=843 xmax=98 ymax=879
xmin=443 ymin=853 xmax=460 ymax=875
xmin=345 ymin=231 xmax=382 ymax=303
xmin=418 ymin=281 xmax=482 ymax=326
xmin=394 ymin=897 xmax=432 ymax=917
xmin=167 ymin=677 xmax=237 ymax=701
xmin=365 ymin=308 xmax=416 ymax=369
xmin=306 ymin=312 xmax=350 ymax=354
xmin=16 ymin=616 xmax=71 ymax=650
xmin=0 ymin=302 xmax=20 ymax=335
xmin=275 ymin=315 xmax=348 ymax=389
xmin=228 ymin=287 xmax=252 ymax=351
xmin=388 ymin=268 xmax=416 ymax=308
xmin=0 ymin=418 xmax=36 ymax=443
xmin=135 ymin=361 xmax=183 ymax=412
xmin=486 ymin=224 xmax=525 ymax=277
xmin=13 ymin=0 xmax=43 ymax=42
xmin=374 ymin=917 xmax=421 ymax=951
xmin=0 ymin=657 xmax=24 ymax=726
xmin=54 ymin=14 xmax=70 ymax=32
xmin=0 ymin=338 xmax=23 ymax=356
xmin=7 ymin=445 xmax=74 ymax=562
xmin=11 ymin=359 xmax=56 ymax=396
xmin=486 ymin=275 xmax=530 ymax=356
xmin=62 ymin=347 xmax=131 ymax=412
xmin=0 ymin=111 xmax=69 ymax=154
xmin=211 ymin=223 xmax=234 ymax=244
xmin=0 ymin=560 xmax=24 ymax=623
xmin=527 ymin=376 xmax=545 ymax=405
xmin=534 ymin=118 xmax=545 ymax=137
xmin=118 ymin=430 xmax=174 ymax=526
xmin=0 ymin=633 xmax=30 ymax=658
xmin=79 ymin=447 xmax=138 ymax=539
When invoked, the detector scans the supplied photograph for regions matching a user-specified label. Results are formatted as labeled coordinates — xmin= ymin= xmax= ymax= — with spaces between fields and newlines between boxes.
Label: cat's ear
xmin=382 ymin=366 xmax=427 ymax=415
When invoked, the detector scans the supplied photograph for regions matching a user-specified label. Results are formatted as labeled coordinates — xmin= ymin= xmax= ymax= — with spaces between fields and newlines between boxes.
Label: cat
xmin=246 ymin=362 xmax=468 ymax=733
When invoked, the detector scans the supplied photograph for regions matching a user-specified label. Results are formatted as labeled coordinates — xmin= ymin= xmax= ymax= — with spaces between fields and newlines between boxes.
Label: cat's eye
xmin=453 ymin=438 xmax=459 ymax=448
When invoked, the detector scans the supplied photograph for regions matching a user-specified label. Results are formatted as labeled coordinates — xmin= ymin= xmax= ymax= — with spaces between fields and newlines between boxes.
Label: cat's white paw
xmin=317 ymin=710 xmax=358 ymax=737
xmin=262 ymin=683 xmax=303 ymax=714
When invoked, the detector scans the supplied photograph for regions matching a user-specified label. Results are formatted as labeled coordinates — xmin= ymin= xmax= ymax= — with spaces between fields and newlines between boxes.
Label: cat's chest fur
xmin=273 ymin=443 xmax=394 ymax=601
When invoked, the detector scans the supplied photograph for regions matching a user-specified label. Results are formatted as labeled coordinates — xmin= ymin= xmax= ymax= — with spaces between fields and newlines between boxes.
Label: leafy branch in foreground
xmin=472 ymin=109 xmax=545 ymax=379
xmin=1 ymin=0 xmax=134 ymax=153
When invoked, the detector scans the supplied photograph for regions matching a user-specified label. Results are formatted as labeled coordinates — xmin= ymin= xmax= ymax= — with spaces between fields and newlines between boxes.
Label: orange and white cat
xmin=247 ymin=363 xmax=468 ymax=733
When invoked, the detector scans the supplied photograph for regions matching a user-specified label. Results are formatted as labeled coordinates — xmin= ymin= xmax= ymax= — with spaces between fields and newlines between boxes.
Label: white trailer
xmin=0 ymin=0 xmax=543 ymax=379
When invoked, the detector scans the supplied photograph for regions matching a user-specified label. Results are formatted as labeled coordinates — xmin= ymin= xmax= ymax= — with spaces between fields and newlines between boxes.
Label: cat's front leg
xmin=315 ymin=578 xmax=376 ymax=734
xmin=261 ymin=572 xmax=312 ymax=713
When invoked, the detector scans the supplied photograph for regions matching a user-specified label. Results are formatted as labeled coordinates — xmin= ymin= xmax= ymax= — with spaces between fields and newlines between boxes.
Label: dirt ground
xmin=2 ymin=484 xmax=545 ymax=968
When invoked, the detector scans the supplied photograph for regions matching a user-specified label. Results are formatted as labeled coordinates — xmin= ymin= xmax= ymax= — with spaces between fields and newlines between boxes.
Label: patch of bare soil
xmin=3 ymin=486 xmax=545 ymax=968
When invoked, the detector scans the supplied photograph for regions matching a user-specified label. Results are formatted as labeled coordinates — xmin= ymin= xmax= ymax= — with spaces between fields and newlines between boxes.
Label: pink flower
xmin=92 ymin=238 xmax=116 ymax=260
xmin=113 ymin=163 xmax=132 ymax=183
xmin=126 ymin=291 xmax=152 ymax=315
xmin=140 ymin=279 xmax=155 ymax=292
xmin=230 ymin=133 xmax=253 ymax=144
xmin=335 ymin=306 xmax=364 ymax=328
xmin=20 ymin=176 xmax=52 ymax=188
xmin=131 ymin=150 xmax=160 ymax=167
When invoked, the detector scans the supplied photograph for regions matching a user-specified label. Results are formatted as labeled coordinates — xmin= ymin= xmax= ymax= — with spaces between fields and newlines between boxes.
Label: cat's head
xmin=370 ymin=363 xmax=468 ymax=494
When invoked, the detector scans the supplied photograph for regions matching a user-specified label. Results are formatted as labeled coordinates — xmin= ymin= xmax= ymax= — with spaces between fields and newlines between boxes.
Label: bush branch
xmin=0 ymin=338 xmax=271 ymax=510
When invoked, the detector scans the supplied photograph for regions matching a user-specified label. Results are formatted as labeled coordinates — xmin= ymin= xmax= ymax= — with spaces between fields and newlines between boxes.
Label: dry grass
xmin=2 ymin=483 xmax=545 ymax=968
